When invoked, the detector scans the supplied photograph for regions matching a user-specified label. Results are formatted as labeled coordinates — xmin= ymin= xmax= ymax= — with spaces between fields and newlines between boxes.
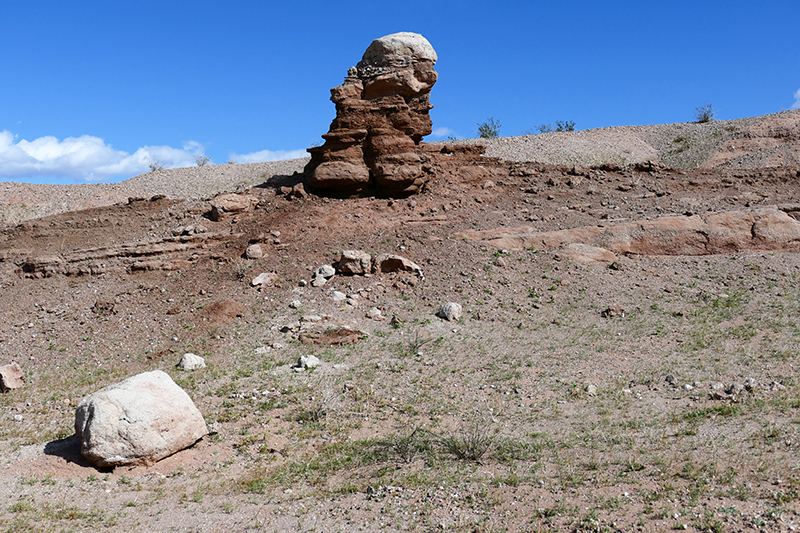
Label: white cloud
xmin=229 ymin=148 xmax=309 ymax=164
xmin=0 ymin=130 xmax=199 ymax=183
xmin=793 ymin=88 xmax=800 ymax=110
xmin=430 ymin=127 xmax=456 ymax=138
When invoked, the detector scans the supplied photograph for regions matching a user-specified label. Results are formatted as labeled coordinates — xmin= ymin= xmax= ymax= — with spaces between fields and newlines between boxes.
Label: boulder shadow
xmin=43 ymin=434 xmax=111 ymax=472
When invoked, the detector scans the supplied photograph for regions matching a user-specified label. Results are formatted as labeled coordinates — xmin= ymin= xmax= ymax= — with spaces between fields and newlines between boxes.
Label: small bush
xmin=478 ymin=117 xmax=501 ymax=138
xmin=695 ymin=103 xmax=715 ymax=123
xmin=437 ymin=419 xmax=497 ymax=463
xmin=555 ymin=120 xmax=576 ymax=132
xmin=376 ymin=427 xmax=432 ymax=463
xmin=531 ymin=120 xmax=576 ymax=134
xmin=230 ymin=258 xmax=250 ymax=280
xmin=147 ymin=159 xmax=165 ymax=172
xmin=195 ymin=155 xmax=210 ymax=167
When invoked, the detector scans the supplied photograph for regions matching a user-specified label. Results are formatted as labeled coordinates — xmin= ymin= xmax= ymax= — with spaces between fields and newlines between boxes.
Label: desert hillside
xmin=0 ymin=110 xmax=799 ymax=532
xmin=1 ymin=109 xmax=798 ymax=226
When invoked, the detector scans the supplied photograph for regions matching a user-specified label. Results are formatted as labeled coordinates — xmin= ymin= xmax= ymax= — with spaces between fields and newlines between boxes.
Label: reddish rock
xmin=304 ymin=32 xmax=440 ymax=196
xmin=464 ymin=208 xmax=800 ymax=257
xmin=209 ymin=194 xmax=257 ymax=221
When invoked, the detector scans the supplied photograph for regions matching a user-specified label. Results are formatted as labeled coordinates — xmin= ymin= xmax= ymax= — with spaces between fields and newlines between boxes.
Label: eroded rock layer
xmin=304 ymin=32 xmax=443 ymax=196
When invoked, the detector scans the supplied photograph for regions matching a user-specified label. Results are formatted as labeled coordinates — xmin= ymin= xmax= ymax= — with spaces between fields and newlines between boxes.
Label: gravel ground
xmin=0 ymin=159 xmax=309 ymax=226
xmin=446 ymin=113 xmax=769 ymax=169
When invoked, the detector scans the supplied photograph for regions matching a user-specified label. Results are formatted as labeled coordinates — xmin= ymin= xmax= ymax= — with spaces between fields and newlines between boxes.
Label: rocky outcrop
xmin=461 ymin=208 xmax=800 ymax=256
xmin=304 ymin=32 xmax=441 ymax=196
xmin=75 ymin=370 xmax=207 ymax=467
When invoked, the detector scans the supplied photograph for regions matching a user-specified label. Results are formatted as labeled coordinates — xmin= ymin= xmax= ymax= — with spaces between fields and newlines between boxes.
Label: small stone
xmin=665 ymin=375 xmax=677 ymax=386
xmin=251 ymin=272 xmax=278 ymax=287
xmin=744 ymin=377 xmax=756 ymax=391
xmin=727 ymin=382 xmax=744 ymax=396
xmin=770 ymin=381 xmax=787 ymax=391
xmin=436 ymin=302 xmax=462 ymax=321
xmin=337 ymin=250 xmax=372 ymax=275
xmin=710 ymin=382 xmax=725 ymax=391
xmin=712 ymin=390 xmax=730 ymax=401
xmin=316 ymin=265 xmax=336 ymax=278
xmin=177 ymin=353 xmax=206 ymax=371
xmin=367 ymin=307 xmax=383 ymax=320
xmin=0 ymin=362 xmax=25 ymax=391
xmin=294 ymin=354 xmax=320 ymax=371
xmin=601 ymin=306 xmax=625 ymax=318
xmin=585 ymin=384 xmax=598 ymax=396
xmin=289 ymin=300 xmax=302 ymax=309
xmin=245 ymin=243 xmax=264 ymax=259
xmin=332 ymin=291 xmax=346 ymax=302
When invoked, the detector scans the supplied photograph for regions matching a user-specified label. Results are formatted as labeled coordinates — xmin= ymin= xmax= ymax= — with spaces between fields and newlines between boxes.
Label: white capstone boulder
xmin=75 ymin=370 xmax=208 ymax=467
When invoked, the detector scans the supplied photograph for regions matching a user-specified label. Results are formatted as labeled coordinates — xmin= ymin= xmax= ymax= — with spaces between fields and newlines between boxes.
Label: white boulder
xmin=74 ymin=370 xmax=208 ymax=467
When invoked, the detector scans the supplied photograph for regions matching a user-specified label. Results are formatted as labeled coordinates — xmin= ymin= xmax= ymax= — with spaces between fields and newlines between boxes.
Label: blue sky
xmin=1 ymin=0 xmax=798 ymax=184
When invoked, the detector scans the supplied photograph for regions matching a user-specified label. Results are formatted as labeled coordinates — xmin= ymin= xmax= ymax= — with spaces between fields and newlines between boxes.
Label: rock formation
xmin=460 ymin=208 xmax=800 ymax=256
xmin=75 ymin=370 xmax=207 ymax=467
xmin=304 ymin=32 xmax=441 ymax=196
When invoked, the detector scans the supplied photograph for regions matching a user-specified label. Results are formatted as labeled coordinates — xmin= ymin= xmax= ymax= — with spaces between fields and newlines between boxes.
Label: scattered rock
xmin=316 ymin=264 xmax=336 ymax=278
xmin=436 ymin=302 xmax=462 ymax=321
xmin=585 ymin=384 xmax=598 ymax=396
xmin=367 ymin=307 xmax=384 ymax=320
xmin=293 ymin=354 xmax=321 ymax=371
xmin=0 ymin=362 xmax=25 ymax=391
xmin=245 ymin=243 xmax=264 ymax=259
xmin=337 ymin=250 xmax=373 ymax=275
xmin=209 ymin=194 xmax=258 ymax=221
xmin=711 ymin=389 xmax=731 ymax=401
xmin=311 ymin=264 xmax=336 ymax=287
xmin=373 ymin=253 xmax=423 ymax=276
xmin=177 ymin=353 xmax=206 ymax=371
xmin=75 ymin=370 xmax=208 ymax=467
xmin=601 ymin=306 xmax=625 ymax=318
xmin=562 ymin=243 xmax=618 ymax=263
xmin=251 ymin=272 xmax=278 ymax=287
xmin=727 ymin=382 xmax=745 ymax=396
xmin=332 ymin=291 xmax=347 ymax=302
xmin=289 ymin=300 xmax=302 ymax=309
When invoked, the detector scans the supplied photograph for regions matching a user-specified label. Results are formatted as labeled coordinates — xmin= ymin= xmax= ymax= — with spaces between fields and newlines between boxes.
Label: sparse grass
xmin=437 ymin=419 xmax=497 ymax=463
